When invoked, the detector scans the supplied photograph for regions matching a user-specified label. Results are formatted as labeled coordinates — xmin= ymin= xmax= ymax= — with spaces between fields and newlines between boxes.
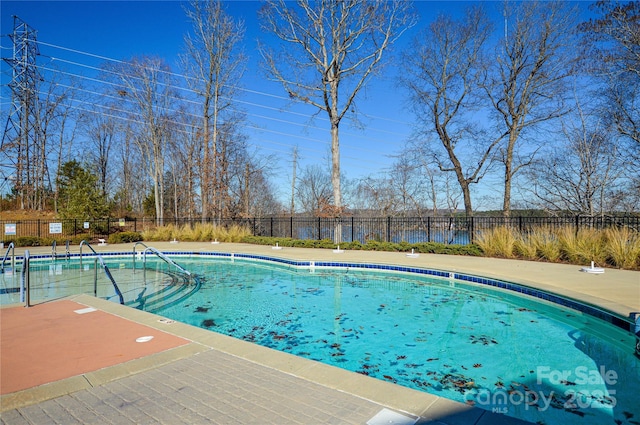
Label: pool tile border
xmin=15 ymin=250 xmax=635 ymax=334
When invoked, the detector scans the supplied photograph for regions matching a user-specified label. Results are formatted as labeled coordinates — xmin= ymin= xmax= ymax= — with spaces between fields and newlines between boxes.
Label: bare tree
xmin=258 ymin=0 xmax=415 ymax=222
xmin=181 ymin=0 xmax=246 ymax=222
xmin=296 ymin=164 xmax=333 ymax=215
xmin=12 ymin=67 xmax=77 ymax=211
xmin=524 ymin=101 xmax=626 ymax=215
xmin=487 ymin=1 xmax=577 ymax=218
xmin=402 ymin=6 xmax=496 ymax=216
xmin=112 ymin=56 xmax=176 ymax=224
xmin=113 ymin=123 xmax=146 ymax=216
xmin=352 ymin=176 xmax=396 ymax=217
xmin=82 ymin=108 xmax=118 ymax=200
xmin=170 ymin=109 xmax=201 ymax=219
xmin=402 ymin=140 xmax=453 ymax=216
xmin=580 ymin=2 xmax=640 ymax=203
xmin=580 ymin=1 xmax=640 ymax=79
xmin=229 ymin=149 xmax=280 ymax=218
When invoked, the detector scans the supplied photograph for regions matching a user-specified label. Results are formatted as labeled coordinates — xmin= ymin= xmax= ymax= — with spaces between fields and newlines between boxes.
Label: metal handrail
xmin=142 ymin=246 xmax=192 ymax=277
xmin=52 ymin=240 xmax=56 ymax=259
xmin=1 ymin=242 xmax=15 ymax=273
xmin=79 ymin=239 xmax=97 ymax=267
xmin=21 ymin=249 xmax=30 ymax=307
xmin=132 ymin=241 xmax=150 ymax=271
xmin=79 ymin=240 xmax=124 ymax=304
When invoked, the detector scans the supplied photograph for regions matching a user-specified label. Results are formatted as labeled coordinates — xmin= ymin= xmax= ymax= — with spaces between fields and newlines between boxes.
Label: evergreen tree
xmin=56 ymin=160 xmax=110 ymax=219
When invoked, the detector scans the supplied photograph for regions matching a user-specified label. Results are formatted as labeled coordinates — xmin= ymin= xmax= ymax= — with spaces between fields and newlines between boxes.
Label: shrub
xmin=14 ymin=236 xmax=41 ymax=247
xmin=141 ymin=223 xmax=251 ymax=242
xmin=475 ymin=227 xmax=516 ymax=258
xmin=530 ymin=227 xmax=561 ymax=262
xmin=557 ymin=226 xmax=581 ymax=263
xmin=221 ymin=225 xmax=252 ymax=242
xmin=559 ymin=227 xmax=607 ymax=265
xmin=141 ymin=224 xmax=178 ymax=241
xmin=604 ymin=227 xmax=640 ymax=269
xmin=576 ymin=228 xmax=607 ymax=265
xmin=346 ymin=240 xmax=363 ymax=250
xmin=108 ymin=231 xmax=143 ymax=244
xmin=514 ymin=232 xmax=539 ymax=260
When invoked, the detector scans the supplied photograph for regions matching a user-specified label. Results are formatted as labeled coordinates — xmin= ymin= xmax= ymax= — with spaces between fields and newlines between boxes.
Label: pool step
xmin=125 ymin=270 xmax=201 ymax=313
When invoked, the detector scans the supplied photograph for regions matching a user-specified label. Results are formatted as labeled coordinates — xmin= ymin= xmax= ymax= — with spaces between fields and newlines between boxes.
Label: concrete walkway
xmin=2 ymin=242 xmax=638 ymax=424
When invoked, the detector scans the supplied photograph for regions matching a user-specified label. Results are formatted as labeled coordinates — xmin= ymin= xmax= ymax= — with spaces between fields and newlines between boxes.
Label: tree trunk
xmin=502 ymin=134 xmax=516 ymax=219
xmin=201 ymin=106 xmax=210 ymax=223
xmin=330 ymin=121 xmax=341 ymax=209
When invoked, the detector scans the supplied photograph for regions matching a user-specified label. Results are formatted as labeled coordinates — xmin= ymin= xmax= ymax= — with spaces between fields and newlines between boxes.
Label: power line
xmin=30 ymin=62 xmax=408 ymax=154
xmin=29 ymin=38 xmax=414 ymax=129
xmin=3 ymin=33 xmax=406 ymax=180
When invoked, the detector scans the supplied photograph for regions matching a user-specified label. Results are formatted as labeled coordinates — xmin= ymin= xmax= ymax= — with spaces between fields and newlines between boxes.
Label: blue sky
xmin=0 ymin=1 xmax=591 ymax=208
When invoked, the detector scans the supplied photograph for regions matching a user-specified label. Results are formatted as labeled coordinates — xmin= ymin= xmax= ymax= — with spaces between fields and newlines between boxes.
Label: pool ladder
xmin=1 ymin=242 xmax=15 ymax=273
xmin=132 ymin=242 xmax=192 ymax=279
xmin=51 ymin=240 xmax=70 ymax=260
xmin=79 ymin=240 xmax=125 ymax=304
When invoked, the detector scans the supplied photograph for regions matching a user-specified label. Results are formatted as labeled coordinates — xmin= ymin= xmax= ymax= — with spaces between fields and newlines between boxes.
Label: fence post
xmin=24 ymin=250 xmax=30 ymax=308
xmin=575 ymin=215 xmax=580 ymax=238
xmin=94 ymin=258 xmax=98 ymax=297
xmin=387 ymin=217 xmax=391 ymax=242
xmin=518 ymin=216 xmax=523 ymax=234
xmin=290 ymin=216 xmax=293 ymax=239
xmin=134 ymin=218 xmax=137 ymax=233
xmin=37 ymin=219 xmax=41 ymax=238
xmin=351 ymin=216 xmax=354 ymax=242
xmin=270 ymin=217 xmax=273 ymax=237
xmin=469 ymin=216 xmax=474 ymax=244
xmin=427 ymin=217 xmax=431 ymax=243
xmin=318 ymin=217 xmax=321 ymax=240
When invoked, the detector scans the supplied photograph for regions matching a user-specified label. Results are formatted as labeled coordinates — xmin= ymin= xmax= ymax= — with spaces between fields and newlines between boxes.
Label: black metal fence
xmin=1 ymin=215 xmax=638 ymax=246
xmin=248 ymin=215 xmax=640 ymax=244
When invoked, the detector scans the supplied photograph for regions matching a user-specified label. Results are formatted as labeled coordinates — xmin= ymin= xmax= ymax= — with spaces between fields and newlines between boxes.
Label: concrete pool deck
xmin=1 ymin=242 xmax=639 ymax=424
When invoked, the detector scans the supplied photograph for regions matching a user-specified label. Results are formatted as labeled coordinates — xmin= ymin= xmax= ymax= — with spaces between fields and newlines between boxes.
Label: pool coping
xmin=13 ymin=248 xmax=638 ymax=333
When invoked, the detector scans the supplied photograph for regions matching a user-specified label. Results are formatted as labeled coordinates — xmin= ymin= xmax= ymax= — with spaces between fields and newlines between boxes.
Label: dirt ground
xmin=0 ymin=209 xmax=56 ymax=221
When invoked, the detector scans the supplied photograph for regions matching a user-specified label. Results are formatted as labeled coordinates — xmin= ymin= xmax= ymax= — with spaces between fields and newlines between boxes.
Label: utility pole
xmin=1 ymin=16 xmax=40 ymax=209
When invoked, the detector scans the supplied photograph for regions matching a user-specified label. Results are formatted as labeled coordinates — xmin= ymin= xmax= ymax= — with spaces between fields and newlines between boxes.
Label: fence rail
xmin=1 ymin=215 xmax=638 ymax=246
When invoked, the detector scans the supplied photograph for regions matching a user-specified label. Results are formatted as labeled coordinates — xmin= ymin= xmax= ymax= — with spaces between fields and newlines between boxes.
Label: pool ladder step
xmin=126 ymin=270 xmax=201 ymax=313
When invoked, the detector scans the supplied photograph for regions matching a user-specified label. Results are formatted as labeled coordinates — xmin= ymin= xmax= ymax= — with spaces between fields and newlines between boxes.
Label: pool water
xmin=0 ymin=258 xmax=194 ymax=310
xmin=2 ymin=254 xmax=638 ymax=425
xmin=154 ymin=258 xmax=640 ymax=425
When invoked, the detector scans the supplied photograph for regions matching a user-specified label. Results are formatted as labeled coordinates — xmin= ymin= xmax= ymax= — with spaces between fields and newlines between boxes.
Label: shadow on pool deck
xmin=3 ymin=242 xmax=638 ymax=424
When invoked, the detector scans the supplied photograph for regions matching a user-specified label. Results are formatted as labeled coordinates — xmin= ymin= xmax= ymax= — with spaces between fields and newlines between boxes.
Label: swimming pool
xmin=2 ymin=252 xmax=638 ymax=425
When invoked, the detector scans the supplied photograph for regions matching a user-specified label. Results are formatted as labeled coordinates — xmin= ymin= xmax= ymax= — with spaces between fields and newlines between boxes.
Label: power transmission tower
xmin=1 ymin=16 xmax=40 ymax=207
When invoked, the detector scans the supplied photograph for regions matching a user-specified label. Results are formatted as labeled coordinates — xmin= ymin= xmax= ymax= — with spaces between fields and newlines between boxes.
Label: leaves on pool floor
xmin=201 ymin=319 xmax=216 ymax=328
xmin=469 ymin=334 xmax=498 ymax=345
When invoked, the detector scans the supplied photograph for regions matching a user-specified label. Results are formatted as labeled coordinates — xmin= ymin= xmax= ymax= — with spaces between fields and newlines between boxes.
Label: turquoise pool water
xmin=156 ymin=258 xmax=639 ymax=425
xmin=2 ymin=254 xmax=638 ymax=425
